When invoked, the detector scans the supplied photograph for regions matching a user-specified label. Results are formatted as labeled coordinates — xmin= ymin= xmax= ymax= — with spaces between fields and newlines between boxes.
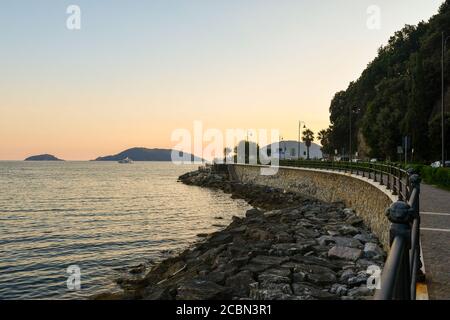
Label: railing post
xmin=393 ymin=171 xmax=398 ymax=196
xmin=380 ymin=165 xmax=384 ymax=185
xmin=387 ymin=165 xmax=391 ymax=190
xmin=409 ymin=174 xmax=425 ymax=295
xmin=376 ymin=201 xmax=414 ymax=300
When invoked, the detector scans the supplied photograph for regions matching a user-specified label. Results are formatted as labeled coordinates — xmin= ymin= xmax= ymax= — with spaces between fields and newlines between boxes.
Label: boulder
xmin=306 ymin=272 xmax=337 ymax=285
xmin=269 ymin=243 xmax=313 ymax=256
xmin=176 ymin=279 xmax=231 ymax=300
xmin=347 ymin=271 xmax=369 ymax=286
xmin=225 ymin=270 xmax=255 ymax=297
xmin=328 ymin=246 xmax=362 ymax=261
xmin=339 ymin=269 xmax=356 ymax=283
xmin=258 ymin=273 xmax=291 ymax=285
xmin=330 ymin=284 xmax=348 ymax=296
xmin=347 ymin=285 xmax=374 ymax=297
xmin=292 ymin=283 xmax=337 ymax=300
xmin=363 ymin=243 xmax=385 ymax=259
xmin=205 ymin=271 xmax=226 ymax=285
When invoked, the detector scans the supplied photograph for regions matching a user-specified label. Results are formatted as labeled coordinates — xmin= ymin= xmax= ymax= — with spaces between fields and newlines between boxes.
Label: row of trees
xmin=319 ymin=1 xmax=450 ymax=162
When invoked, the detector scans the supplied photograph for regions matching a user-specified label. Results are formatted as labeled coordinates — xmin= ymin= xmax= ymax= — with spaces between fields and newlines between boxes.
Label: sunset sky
xmin=0 ymin=0 xmax=443 ymax=160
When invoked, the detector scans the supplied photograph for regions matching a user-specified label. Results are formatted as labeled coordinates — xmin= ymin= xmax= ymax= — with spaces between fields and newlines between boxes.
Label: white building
xmin=262 ymin=140 xmax=323 ymax=160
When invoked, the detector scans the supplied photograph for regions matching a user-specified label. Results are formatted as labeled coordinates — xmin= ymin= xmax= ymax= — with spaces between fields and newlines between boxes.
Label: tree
xmin=302 ymin=129 xmax=315 ymax=160
xmin=323 ymin=5 xmax=450 ymax=162
xmin=318 ymin=128 xmax=333 ymax=157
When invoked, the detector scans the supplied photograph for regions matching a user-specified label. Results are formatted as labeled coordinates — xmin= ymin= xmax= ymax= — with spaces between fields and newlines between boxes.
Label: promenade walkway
xmin=420 ymin=183 xmax=450 ymax=300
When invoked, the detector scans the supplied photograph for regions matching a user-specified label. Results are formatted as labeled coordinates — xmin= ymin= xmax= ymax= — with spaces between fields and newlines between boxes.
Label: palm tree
xmin=302 ymin=129 xmax=315 ymax=160
xmin=317 ymin=129 xmax=328 ymax=144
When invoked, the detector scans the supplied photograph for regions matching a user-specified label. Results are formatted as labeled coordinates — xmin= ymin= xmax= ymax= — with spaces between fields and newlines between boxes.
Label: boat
xmin=118 ymin=157 xmax=133 ymax=164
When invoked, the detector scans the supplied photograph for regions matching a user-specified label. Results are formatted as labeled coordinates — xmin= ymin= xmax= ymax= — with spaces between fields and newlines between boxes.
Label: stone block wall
xmin=232 ymin=164 xmax=395 ymax=250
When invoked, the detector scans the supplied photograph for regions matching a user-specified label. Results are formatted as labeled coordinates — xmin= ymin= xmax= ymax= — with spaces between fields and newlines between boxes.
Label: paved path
xmin=420 ymin=183 xmax=450 ymax=300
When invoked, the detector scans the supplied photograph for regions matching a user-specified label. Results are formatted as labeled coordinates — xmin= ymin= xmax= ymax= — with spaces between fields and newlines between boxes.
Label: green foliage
xmin=318 ymin=128 xmax=334 ymax=156
xmin=324 ymin=2 xmax=450 ymax=162
xmin=406 ymin=163 xmax=450 ymax=189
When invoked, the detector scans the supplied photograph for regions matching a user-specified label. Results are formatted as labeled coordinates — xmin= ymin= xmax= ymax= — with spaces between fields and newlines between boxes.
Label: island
xmin=94 ymin=147 xmax=204 ymax=162
xmin=24 ymin=154 xmax=64 ymax=161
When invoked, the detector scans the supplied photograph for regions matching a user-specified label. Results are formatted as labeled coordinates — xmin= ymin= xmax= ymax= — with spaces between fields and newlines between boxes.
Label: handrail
xmin=275 ymin=160 xmax=423 ymax=300
xmin=280 ymin=160 xmax=410 ymax=201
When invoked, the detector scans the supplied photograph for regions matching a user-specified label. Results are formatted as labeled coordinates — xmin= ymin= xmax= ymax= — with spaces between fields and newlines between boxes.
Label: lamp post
xmin=298 ymin=121 xmax=307 ymax=160
xmin=442 ymin=32 xmax=450 ymax=167
xmin=349 ymin=106 xmax=353 ymax=163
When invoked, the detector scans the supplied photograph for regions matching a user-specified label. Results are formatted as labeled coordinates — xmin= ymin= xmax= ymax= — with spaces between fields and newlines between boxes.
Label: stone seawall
xmin=231 ymin=165 xmax=395 ymax=250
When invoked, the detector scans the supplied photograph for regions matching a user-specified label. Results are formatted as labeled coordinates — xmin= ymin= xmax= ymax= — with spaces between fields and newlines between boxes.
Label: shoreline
xmin=95 ymin=168 xmax=386 ymax=300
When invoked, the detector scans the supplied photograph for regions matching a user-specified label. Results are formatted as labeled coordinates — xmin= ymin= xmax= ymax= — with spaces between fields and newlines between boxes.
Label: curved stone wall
xmin=231 ymin=164 xmax=396 ymax=250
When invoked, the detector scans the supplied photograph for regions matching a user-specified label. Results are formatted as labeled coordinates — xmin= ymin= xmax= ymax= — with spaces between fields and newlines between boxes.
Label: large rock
xmin=225 ymin=271 xmax=254 ymax=297
xmin=363 ymin=243 xmax=385 ymax=259
xmin=292 ymin=283 xmax=337 ymax=300
xmin=317 ymin=236 xmax=362 ymax=248
xmin=347 ymin=271 xmax=369 ymax=286
xmin=250 ymin=282 xmax=294 ymax=300
xmin=269 ymin=243 xmax=313 ymax=256
xmin=306 ymin=272 xmax=337 ymax=285
xmin=328 ymin=246 xmax=362 ymax=261
xmin=251 ymin=255 xmax=289 ymax=266
xmin=258 ymin=273 xmax=291 ymax=286
xmin=176 ymin=279 xmax=231 ymax=300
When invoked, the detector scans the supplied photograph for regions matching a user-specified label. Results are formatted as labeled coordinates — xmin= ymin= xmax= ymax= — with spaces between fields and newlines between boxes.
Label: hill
xmin=320 ymin=1 xmax=450 ymax=162
xmin=94 ymin=147 xmax=204 ymax=162
xmin=25 ymin=154 xmax=64 ymax=161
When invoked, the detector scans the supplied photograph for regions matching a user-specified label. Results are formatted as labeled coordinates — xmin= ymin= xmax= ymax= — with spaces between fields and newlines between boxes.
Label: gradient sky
xmin=0 ymin=0 xmax=444 ymax=160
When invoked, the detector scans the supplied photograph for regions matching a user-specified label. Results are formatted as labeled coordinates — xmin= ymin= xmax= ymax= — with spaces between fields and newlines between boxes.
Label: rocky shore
xmin=98 ymin=168 xmax=386 ymax=300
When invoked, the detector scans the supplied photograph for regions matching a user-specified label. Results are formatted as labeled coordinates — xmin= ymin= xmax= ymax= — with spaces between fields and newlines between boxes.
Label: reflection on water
xmin=0 ymin=161 xmax=251 ymax=299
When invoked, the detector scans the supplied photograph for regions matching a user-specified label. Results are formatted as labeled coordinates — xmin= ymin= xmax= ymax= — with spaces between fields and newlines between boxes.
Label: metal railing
xmin=279 ymin=160 xmax=423 ymax=300
xmin=280 ymin=160 xmax=412 ymax=201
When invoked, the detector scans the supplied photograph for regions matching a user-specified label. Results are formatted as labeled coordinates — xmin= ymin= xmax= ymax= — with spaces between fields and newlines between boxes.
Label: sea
xmin=0 ymin=161 xmax=251 ymax=299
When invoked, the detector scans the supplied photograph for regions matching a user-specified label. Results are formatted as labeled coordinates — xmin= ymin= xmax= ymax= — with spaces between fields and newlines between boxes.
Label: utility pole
xmin=349 ymin=106 xmax=352 ymax=162
xmin=442 ymin=32 xmax=448 ymax=166
xmin=298 ymin=121 xmax=301 ymax=161
xmin=298 ymin=121 xmax=306 ymax=160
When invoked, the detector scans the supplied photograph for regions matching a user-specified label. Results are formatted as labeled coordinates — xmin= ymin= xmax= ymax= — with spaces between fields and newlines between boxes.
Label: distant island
xmin=25 ymin=154 xmax=64 ymax=161
xmin=94 ymin=147 xmax=204 ymax=162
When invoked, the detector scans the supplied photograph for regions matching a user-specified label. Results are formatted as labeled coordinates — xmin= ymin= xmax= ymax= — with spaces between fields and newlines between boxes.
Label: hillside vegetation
xmin=321 ymin=1 xmax=450 ymax=162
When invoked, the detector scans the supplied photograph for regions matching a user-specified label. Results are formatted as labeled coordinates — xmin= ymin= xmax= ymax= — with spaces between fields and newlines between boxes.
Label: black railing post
xmin=387 ymin=165 xmax=391 ymax=190
xmin=398 ymin=168 xmax=404 ymax=201
xmin=408 ymin=174 xmax=425 ymax=297
xmin=376 ymin=201 xmax=414 ymax=300
xmin=380 ymin=165 xmax=384 ymax=185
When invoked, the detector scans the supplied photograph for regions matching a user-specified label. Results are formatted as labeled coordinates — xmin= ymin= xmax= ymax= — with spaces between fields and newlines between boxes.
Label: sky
xmin=0 ymin=0 xmax=444 ymax=160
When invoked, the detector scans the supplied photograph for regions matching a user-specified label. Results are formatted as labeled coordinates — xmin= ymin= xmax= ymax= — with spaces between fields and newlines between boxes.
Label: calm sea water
xmin=0 ymin=161 xmax=251 ymax=299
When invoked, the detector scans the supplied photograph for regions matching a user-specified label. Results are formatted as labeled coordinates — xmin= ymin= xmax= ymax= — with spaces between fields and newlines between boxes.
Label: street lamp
xmin=441 ymin=32 xmax=449 ymax=167
xmin=298 ymin=121 xmax=307 ymax=160
xmin=349 ymin=106 xmax=356 ymax=162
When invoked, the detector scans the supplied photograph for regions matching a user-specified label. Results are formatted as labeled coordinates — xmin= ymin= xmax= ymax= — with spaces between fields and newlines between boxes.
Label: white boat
xmin=118 ymin=157 xmax=133 ymax=164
